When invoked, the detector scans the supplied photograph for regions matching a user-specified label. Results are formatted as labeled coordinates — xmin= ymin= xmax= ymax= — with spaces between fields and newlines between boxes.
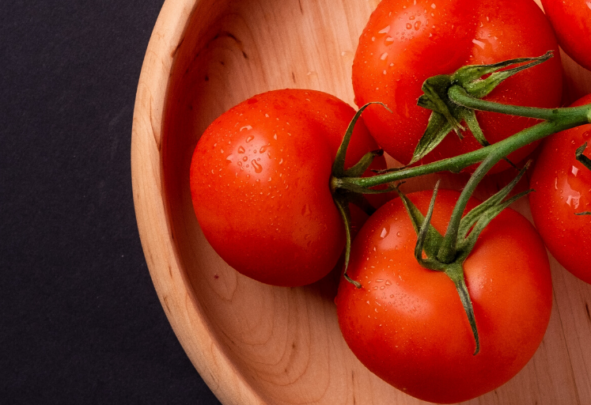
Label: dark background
xmin=2 ymin=1 xmax=221 ymax=403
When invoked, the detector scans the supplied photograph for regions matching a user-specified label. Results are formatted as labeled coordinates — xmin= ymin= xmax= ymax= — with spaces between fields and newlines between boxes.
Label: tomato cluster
xmin=188 ymin=0 xmax=590 ymax=403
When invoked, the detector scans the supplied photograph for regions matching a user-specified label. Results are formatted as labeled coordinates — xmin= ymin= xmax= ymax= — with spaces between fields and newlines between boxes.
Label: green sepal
xmin=458 ymin=161 xmax=531 ymax=242
xmin=343 ymin=149 xmax=384 ymax=178
xmin=458 ymin=188 xmax=532 ymax=261
xmin=412 ymin=52 xmax=554 ymax=164
xmin=418 ymin=74 xmax=465 ymax=134
xmin=333 ymin=195 xmax=361 ymax=288
xmin=453 ymin=51 xmax=553 ymax=99
xmin=394 ymin=183 xmax=445 ymax=268
xmin=445 ymin=263 xmax=480 ymax=355
xmin=413 ymin=181 xmax=447 ymax=271
xmin=463 ymin=109 xmax=517 ymax=168
xmin=410 ymin=111 xmax=456 ymax=164
xmin=576 ymin=142 xmax=591 ymax=171
xmin=333 ymin=102 xmax=389 ymax=178
xmin=463 ymin=109 xmax=488 ymax=147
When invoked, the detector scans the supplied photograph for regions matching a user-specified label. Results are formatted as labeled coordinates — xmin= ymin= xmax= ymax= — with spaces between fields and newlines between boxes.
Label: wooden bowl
xmin=131 ymin=0 xmax=591 ymax=403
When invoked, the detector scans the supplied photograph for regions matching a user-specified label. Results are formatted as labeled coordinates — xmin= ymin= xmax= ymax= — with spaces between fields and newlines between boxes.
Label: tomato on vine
xmin=190 ymin=89 xmax=386 ymax=287
xmin=530 ymin=94 xmax=591 ymax=283
xmin=352 ymin=0 xmax=562 ymax=172
xmin=336 ymin=189 xmax=552 ymax=404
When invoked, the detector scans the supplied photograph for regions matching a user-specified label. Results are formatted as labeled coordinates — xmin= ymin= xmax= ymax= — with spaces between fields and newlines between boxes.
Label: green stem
xmin=448 ymin=86 xmax=564 ymax=120
xmin=335 ymin=104 xmax=590 ymax=192
xmin=436 ymin=153 xmax=499 ymax=263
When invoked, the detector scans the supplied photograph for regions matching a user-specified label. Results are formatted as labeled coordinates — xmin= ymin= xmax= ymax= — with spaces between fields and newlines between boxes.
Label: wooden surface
xmin=131 ymin=0 xmax=591 ymax=404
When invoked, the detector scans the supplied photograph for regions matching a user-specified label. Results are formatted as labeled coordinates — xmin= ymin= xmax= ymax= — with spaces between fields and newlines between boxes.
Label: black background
xmin=2 ymin=1 xmax=221 ymax=403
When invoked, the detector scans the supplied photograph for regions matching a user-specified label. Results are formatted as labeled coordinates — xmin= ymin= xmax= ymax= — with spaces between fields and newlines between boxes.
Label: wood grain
xmin=131 ymin=0 xmax=591 ymax=404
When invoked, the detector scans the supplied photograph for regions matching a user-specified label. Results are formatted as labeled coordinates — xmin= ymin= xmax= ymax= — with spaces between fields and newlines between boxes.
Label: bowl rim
xmin=130 ymin=1 xmax=265 ymax=403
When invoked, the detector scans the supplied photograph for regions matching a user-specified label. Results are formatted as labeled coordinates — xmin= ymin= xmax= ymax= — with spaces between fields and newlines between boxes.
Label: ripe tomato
xmin=352 ymin=0 xmax=562 ymax=173
xmin=541 ymin=0 xmax=591 ymax=71
xmin=190 ymin=89 xmax=385 ymax=287
xmin=336 ymin=190 xmax=552 ymax=404
xmin=530 ymin=94 xmax=591 ymax=283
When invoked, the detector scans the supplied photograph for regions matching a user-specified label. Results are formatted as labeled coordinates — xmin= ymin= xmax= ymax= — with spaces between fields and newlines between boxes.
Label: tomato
xmin=529 ymin=94 xmax=591 ymax=283
xmin=352 ymin=0 xmax=563 ymax=173
xmin=541 ymin=0 xmax=591 ymax=71
xmin=190 ymin=89 xmax=386 ymax=287
xmin=335 ymin=190 xmax=552 ymax=404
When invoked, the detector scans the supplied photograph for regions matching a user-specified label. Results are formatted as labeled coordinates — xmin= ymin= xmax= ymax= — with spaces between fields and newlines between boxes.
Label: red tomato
xmin=336 ymin=190 xmax=552 ymax=404
xmin=541 ymin=0 xmax=591 ymax=71
xmin=352 ymin=0 xmax=562 ymax=173
xmin=190 ymin=89 xmax=385 ymax=287
xmin=530 ymin=94 xmax=591 ymax=283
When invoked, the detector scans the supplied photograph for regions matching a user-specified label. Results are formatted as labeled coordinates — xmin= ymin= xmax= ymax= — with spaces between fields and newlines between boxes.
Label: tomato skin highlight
xmin=336 ymin=190 xmax=552 ymax=403
xmin=541 ymin=0 xmax=591 ymax=71
xmin=352 ymin=0 xmax=562 ymax=173
xmin=190 ymin=89 xmax=384 ymax=287
xmin=530 ymin=94 xmax=591 ymax=283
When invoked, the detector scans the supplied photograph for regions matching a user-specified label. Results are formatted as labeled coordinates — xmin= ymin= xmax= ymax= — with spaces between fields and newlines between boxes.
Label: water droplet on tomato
xmin=566 ymin=194 xmax=581 ymax=209
xmin=414 ymin=21 xmax=421 ymax=30
xmin=472 ymin=39 xmax=486 ymax=49
xmin=302 ymin=204 xmax=311 ymax=216
xmin=405 ymin=23 xmax=412 ymax=30
xmin=380 ymin=227 xmax=389 ymax=238
xmin=238 ymin=146 xmax=245 ymax=154
xmin=572 ymin=166 xmax=580 ymax=177
xmin=246 ymin=135 xmax=254 ymax=143
xmin=396 ymin=232 xmax=401 ymax=237
xmin=226 ymin=155 xmax=233 ymax=162
xmin=240 ymin=125 xmax=253 ymax=131
xmin=252 ymin=160 xmax=263 ymax=173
